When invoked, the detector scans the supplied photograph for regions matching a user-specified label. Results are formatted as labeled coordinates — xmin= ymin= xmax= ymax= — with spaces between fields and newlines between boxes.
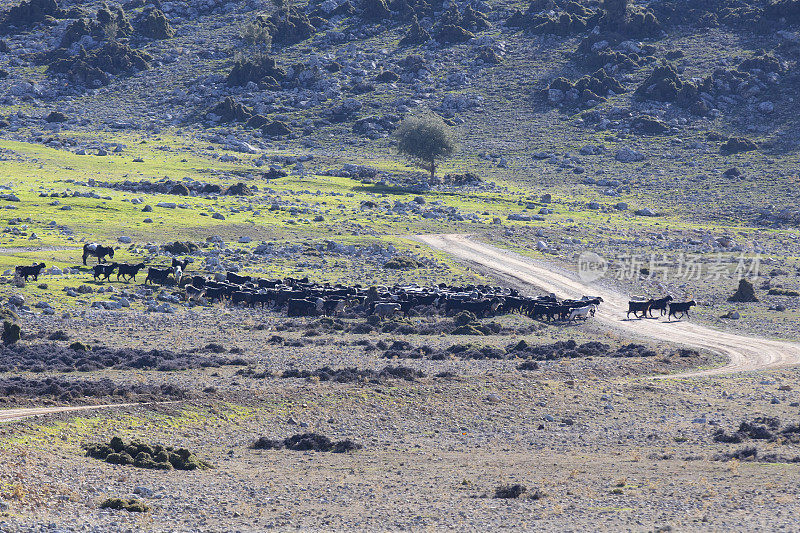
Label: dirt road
xmin=418 ymin=234 xmax=800 ymax=378
xmin=0 ymin=402 xmax=174 ymax=423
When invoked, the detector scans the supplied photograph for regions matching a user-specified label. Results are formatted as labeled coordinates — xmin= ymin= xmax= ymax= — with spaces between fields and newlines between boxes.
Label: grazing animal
xmin=627 ymin=299 xmax=654 ymax=319
xmin=287 ymin=298 xmax=323 ymax=317
xmin=323 ymin=298 xmax=347 ymax=316
xmin=231 ymin=291 xmax=253 ymax=307
xmin=185 ymin=285 xmax=205 ymax=302
xmin=568 ymin=304 xmax=596 ymax=322
xmin=83 ymin=243 xmax=114 ymax=265
xmin=204 ymin=286 xmax=227 ymax=303
xmin=15 ymin=262 xmax=45 ymax=282
xmin=173 ymin=266 xmax=182 ymax=286
xmin=145 ymin=267 xmax=175 ymax=286
xmin=373 ymin=302 xmax=401 ymax=319
xmin=648 ymin=295 xmax=673 ymax=317
xmin=116 ymin=263 xmax=146 ymax=282
xmin=668 ymin=300 xmax=696 ymax=320
xmin=226 ymin=271 xmax=251 ymax=285
xmin=172 ymin=257 xmax=190 ymax=270
xmin=92 ymin=263 xmax=118 ymax=281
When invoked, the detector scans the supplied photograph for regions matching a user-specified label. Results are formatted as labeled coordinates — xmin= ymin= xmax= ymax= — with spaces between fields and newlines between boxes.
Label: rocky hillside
xmin=0 ymin=0 xmax=797 ymax=221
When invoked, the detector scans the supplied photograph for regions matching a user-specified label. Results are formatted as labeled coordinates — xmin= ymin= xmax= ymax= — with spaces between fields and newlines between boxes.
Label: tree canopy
xmin=394 ymin=111 xmax=457 ymax=179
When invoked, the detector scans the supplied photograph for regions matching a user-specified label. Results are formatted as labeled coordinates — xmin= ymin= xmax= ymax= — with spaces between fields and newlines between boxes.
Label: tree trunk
xmin=429 ymin=158 xmax=435 ymax=180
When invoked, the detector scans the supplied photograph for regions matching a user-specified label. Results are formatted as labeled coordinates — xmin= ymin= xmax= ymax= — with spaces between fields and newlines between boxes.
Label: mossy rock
xmin=261 ymin=120 xmax=292 ymax=137
xmin=375 ymin=70 xmax=400 ymax=83
xmin=169 ymin=183 xmax=190 ymax=196
xmin=245 ymin=114 xmax=271 ymax=128
xmin=47 ymin=41 xmax=151 ymax=86
xmin=100 ymin=498 xmax=149 ymax=512
xmin=399 ymin=16 xmax=430 ymax=46
xmin=45 ymin=111 xmax=67 ymax=122
xmin=721 ymin=137 xmax=758 ymax=154
xmin=137 ymin=8 xmax=174 ymax=39
xmin=105 ymin=452 xmax=134 ymax=465
xmin=729 ymin=279 xmax=758 ymax=302
xmin=209 ymin=96 xmax=252 ymax=122
xmin=1 ymin=0 xmax=66 ymax=32
xmin=768 ymin=288 xmax=800 ymax=297
xmin=226 ymin=54 xmax=285 ymax=87
xmin=437 ymin=23 xmax=474 ymax=43
xmin=361 ymin=0 xmax=390 ymax=20
xmin=224 ymin=182 xmax=253 ymax=196
xmin=2 ymin=321 xmax=20 ymax=345
xmin=631 ymin=116 xmax=669 ymax=134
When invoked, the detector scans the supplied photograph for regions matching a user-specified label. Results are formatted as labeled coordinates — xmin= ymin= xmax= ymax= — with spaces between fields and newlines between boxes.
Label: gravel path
xmin=417 ymin=233 xmax=800 ymax=377
xmin=0 ymin=402 xmax=180 ymax=423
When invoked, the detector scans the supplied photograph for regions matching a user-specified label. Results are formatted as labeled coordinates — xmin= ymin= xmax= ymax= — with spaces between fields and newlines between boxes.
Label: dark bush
xmin=226 ymin=53 xmax=286 ymax=87
xmin=0 ymin=376 xmax=186 ymax=402
xmin=2 ymin=321 xmax=20 ymax=346
xmin=728 ymin=279 xmax=758 ymax=302
xmin=136 ymin=8 xmax=174 ymax=39
xmin=87 ymin=437 xmax=211 ymax=470
xmin=0 ymin=343 xmax=246 ymax=373
xmin=209 ymin=97 xmax=252 ymax=122
xmin=47 ymin=330 xmax=69 ymax=341
xmin=253 ymin=432 xmax=362 ymax=452
xmin=1 ymin=0 xmax=66 ymax=32
xmin=721 ymin=137 xmax=758 ymax=154
xmin=47 ymin=41 xmax=151 ymax=86
xmin=631 ymin=116 xmax=670 ymax=134
xmin=100 ymin=498 xmax=149 ymax=512
xmin=399 ymin=15 xmax=431 ymax=45
xmin=45 ymin=111 xmax=68 ymax=123
xmin=495 ymin=484 xmax=526 ymax=498
xmin=280 ymin=365 xmax=424 ymax=383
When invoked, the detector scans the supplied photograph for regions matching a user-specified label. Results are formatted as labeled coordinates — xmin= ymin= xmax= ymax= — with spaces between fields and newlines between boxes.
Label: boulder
xmin=615 ymin=147 xmax=645 ymax=162
xmin=728 ymin=279 xmax=758 ymax=302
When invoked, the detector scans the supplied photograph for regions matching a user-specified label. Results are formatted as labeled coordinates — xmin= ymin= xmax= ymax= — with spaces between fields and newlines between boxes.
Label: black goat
xmin=145 ymin=267 xmax=177 ymax=286
xmin=83 ymin=243 xmax=114 ymax=265
xmin=226 ymin=271 xmax=251 ymax=285
xmin=627 ymin=299 xmax=654 ymax=319
xmin=92 ymin=263 xmax=118 ymax=281
xmin=116 ymin=263 xmax=146 ymax=282
xmin=287 ymin=298 xmax=322 ymax=317
xmin=668 ymin=300 xmax=696 ymax=320
xmin=15 ymin=262 xmax=45 ymax=282
xmin=648 ymin=295 xmax=673 ymax=317
xmin=172 ymin=257 xmax=190 ymax=270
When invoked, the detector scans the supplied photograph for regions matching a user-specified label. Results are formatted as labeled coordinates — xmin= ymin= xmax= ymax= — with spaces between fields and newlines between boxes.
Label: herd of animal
xmin=10 ymin=243 xmax=697 ymax=322
xmin=626 ymin=295 xmax=697 ymax=321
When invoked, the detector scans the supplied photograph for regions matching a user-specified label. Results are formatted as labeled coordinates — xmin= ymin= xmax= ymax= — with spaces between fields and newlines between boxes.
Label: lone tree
xmin=395 ymin=111 xmax=457 ymax=180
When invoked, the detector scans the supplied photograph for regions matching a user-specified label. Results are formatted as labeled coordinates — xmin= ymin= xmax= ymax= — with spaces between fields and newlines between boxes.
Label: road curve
xmin=417 ymin=234 xmax=800 ymax=378
xmin=0 ymin=402 xmax=175 ymax=423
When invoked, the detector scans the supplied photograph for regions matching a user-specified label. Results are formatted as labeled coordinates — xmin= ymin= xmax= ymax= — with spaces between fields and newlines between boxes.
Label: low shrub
xmin=252 ymin=433 xmax=361 ymax=452
xmin=86 ymin=437 xmax=212 ymax=471
xmin=100 ymin=498 xmax=149 ymax=512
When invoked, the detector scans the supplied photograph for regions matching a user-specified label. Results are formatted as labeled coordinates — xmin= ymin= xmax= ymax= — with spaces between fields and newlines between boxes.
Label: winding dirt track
xmin=0 ymin=402 xmax=175 ymax=423
xmin=418 ymin=234 xmax=800 ymax=378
